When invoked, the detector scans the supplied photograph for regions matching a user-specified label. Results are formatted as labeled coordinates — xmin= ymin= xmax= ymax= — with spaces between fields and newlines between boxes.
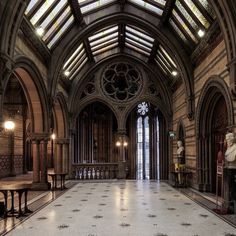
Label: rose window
xmin=102 ymin=63 xmax=142 ymax=101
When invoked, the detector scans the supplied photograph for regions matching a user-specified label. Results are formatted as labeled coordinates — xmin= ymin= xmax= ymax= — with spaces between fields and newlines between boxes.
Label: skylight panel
xmin=30 ymin=0 xmax=56 ymax=26
xmin=198 ymin=0 xmax=215 ymax=19
xmin=47 ymin=15 xmax=74 ymax=49
xmin=88 ymin=25 xmax=119 ymax=56
xmin=126 ymin=26 xmax=154 ymax=43
xmin=184 ymin=0 xmax=209 ymax=29
xmin=155 ymin=45 xmax=178 ymax=77
xmin=169 ymin=19 xmax=188 ymax=43
xmin=78 ymin=0 xmax=116 ymax=14
xmin=125 ymin=25 xmax=154 ymax=57
xmin=63 ymin=43 xmax=88 ymax=80
xmin=169 ymin=0 xmax=214 ymax=46
xmin=129 ymin=0 xmax=166 ymax=16
xmin=24 ymin=0 xmax=74 ymax=50
xmin=172 ymin=10 xmax=198 ymax=43
xmin=176 ymin=0 xmax=198 ymax=30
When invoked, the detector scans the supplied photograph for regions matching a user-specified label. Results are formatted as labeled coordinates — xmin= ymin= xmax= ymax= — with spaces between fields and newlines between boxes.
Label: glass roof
xmin=23 ymin=0 xmax=216 ymax=83
xmin=78 ymin=0 xmax=116 ymax=14
xmin=128 ymin=0 xmax=166 ymax=16
xmin=125 ymin=25 xmax=154 ymax=57
xmin=25 ymin=0 xmax=74 ymax=49
xmin=169 ymin=0 xmax=215 ymax=47
xmin=63 ymin=43 xmax=88 ymax=80
xmin=88 ymin=25 xmax=119 ymax=56
xmin=155 ymin=45 xmax=177 ymax=76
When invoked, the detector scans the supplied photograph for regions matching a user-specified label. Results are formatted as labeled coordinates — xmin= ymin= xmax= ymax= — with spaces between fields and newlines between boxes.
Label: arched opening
xmin=76 ymin=102 xmax=118 ymax=164
xmin=198 ymin=93 xmax=228 ymax=194
xmin=0 ymin=75 xmax=29 ymax=177
xmin=126 ymin=102 xmax=168 ymax=180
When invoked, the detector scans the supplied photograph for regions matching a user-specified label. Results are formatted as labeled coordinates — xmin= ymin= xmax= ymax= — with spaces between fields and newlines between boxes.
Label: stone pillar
xmin=56 ymin=141 xmax=63 ymax=173
xmin=41 ymin=139 xmax=49 ymax=183
xmin=62 ymin=140 xmax=69 ymax=174
xmin=30 ymin=133 xmax=50 ymax=190
xmin=32 ymin=139 xmax=40 ymax=184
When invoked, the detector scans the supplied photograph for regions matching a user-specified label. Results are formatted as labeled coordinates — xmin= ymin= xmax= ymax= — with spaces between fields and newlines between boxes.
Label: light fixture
xmin=171 ymin=70 xmax=178 ymax=77
xmin=123 ymin=141 xmax=128 ymax=147
xmin=116 ymin=141 xmax=121 ymax=147
xmin=4 ymin=120 xmax=15 ymax=131
xmin=51 ymin=133 xmax=56 ymax=140
xmin=36 ymin=27 xmax=44 ymax=36
xmin=64 ymin=71 xmax=70 ymax=77
xmin=198 ymin=29 xmax=205 ymax=38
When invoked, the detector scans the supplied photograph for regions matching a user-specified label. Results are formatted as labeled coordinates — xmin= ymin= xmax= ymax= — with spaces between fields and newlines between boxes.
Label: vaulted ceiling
xmin=22 ymin=0 xmax=217 ymax=86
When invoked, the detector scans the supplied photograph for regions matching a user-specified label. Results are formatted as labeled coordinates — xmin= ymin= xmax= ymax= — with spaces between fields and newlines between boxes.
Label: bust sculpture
xmin=225 ymin=132 xmax=236 ymax=169
xmin=224 ymin=132 xmax=236 ymax=213
xmin=177 ymin=140 xmax=185 ymax=165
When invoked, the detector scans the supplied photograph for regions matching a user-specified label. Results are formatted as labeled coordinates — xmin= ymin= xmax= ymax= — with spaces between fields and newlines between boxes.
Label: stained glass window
xmin=63 ymin=43 xmax=88 ymax=80
xmin=25 ymin=0 xmax=74 ymax=49
xmin=128 ymin=0 xmax=166 ymax=16
xmin=137 ymin=102 xmax=149 ymax=115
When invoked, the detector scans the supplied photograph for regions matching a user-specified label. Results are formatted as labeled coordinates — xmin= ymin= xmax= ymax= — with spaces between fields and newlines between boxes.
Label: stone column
xmin=55 ymin=141 xmax=63 ymax=173
xmin=62 ymin=140 xmax=70 ymax=174
xmin=32 ymin=139 xmax=40 ymax=184
xmin=30 ymin=133 xmax=50 ymax=190
xmin=41 ymin=138 xmax=49 ymax=184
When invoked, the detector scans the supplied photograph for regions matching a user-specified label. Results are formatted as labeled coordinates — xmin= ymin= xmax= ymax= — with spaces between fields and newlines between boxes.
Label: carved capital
xmin=56 ymin=138 xmax=70 ymax=144
xmin=29 ymin=132 xmax=50 ymax=142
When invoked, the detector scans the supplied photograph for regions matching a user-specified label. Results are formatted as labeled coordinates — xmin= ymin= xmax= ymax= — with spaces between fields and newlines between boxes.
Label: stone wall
xmin=172 ymin=40 xmax=230 ymax=187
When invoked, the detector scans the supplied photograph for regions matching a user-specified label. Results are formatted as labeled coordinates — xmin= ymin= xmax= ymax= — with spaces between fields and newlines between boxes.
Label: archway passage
xmin=198 ymin=92 xmax=228 ymax=194
xmin=1 ymin=75 xmax=29 ymax=177
xmin=76 ymin=102 xmax=118 ymax=164
xmin=211 ymin=96 xmax=228 ymax=194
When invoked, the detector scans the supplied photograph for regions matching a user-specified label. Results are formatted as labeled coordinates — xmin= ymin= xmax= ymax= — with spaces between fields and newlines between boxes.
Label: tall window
xmin=136 ymin=102 xmax=150 ymax=179
xmin=136 ymin=102 xmax=160 ymax=180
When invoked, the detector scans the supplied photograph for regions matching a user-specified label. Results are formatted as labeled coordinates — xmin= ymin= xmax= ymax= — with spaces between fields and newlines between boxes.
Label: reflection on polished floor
xmin=1 ymin=180 xmax=236 ymax=236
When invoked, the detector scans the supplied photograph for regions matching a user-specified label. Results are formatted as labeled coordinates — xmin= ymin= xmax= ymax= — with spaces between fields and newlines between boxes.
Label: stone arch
xmin=69 ymin=54 xmax=172 ymax=121
xmin=195 ymin=76 xmax=234 ymax=191
xmin=7 ymin=55 xmax=50 ymax=133
xmin=210 ymin=1 xmax=236 ymax=96
xmin=53 ymin=92 xmax=69 ymax=139
xmin=50 ymin=13 xmax=193 ymax=117
xmin=74 ymin=97 xmax=119 ymax=127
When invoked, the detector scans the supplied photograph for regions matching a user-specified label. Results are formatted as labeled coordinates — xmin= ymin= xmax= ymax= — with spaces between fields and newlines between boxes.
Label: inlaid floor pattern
xmin=6 ymin=181 xmax=236 ymax=236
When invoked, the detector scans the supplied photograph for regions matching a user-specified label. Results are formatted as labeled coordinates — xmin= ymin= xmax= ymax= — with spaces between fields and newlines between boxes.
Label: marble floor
xmin=4 ymin=181 xmax=236 ymax=236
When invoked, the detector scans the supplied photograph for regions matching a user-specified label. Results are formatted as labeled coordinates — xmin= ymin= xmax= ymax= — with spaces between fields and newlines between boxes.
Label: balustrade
xmin=72 ymin=163 xmax=118 ymax=180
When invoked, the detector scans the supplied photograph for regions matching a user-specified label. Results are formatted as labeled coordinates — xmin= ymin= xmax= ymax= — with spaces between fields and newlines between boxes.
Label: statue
xmin=175 ymin=140 xmax=185 ymax=172
xmin=177 ymin=140 xmax=185 ymax=164
xmin=225 ymin=133 xmax=236 ymax=168
xmin=224 ymin=132 xmax=236 ymax=213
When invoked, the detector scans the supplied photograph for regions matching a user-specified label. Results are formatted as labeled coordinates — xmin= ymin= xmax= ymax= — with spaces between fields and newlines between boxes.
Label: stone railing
xmin=72 ymin=163 xmax=119 ymax=180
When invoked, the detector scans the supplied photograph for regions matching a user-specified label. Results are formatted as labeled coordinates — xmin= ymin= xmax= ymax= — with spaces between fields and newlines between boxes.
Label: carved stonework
xmin=101 ymin=62 xmax=142 ymax=102
xmin=80 ymin=76 xmax=96 ymax=99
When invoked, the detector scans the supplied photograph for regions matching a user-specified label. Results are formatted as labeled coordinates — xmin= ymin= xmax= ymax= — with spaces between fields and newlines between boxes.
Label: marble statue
xmin=224 ymin=132 xmax=236 ymax=213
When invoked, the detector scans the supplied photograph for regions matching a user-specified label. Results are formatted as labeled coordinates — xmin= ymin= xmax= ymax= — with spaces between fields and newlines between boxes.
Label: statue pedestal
xmin=117 ymin=162 xmax=126 ymax=179
xmin=223 ymin=168 xmax=236 ymax=214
